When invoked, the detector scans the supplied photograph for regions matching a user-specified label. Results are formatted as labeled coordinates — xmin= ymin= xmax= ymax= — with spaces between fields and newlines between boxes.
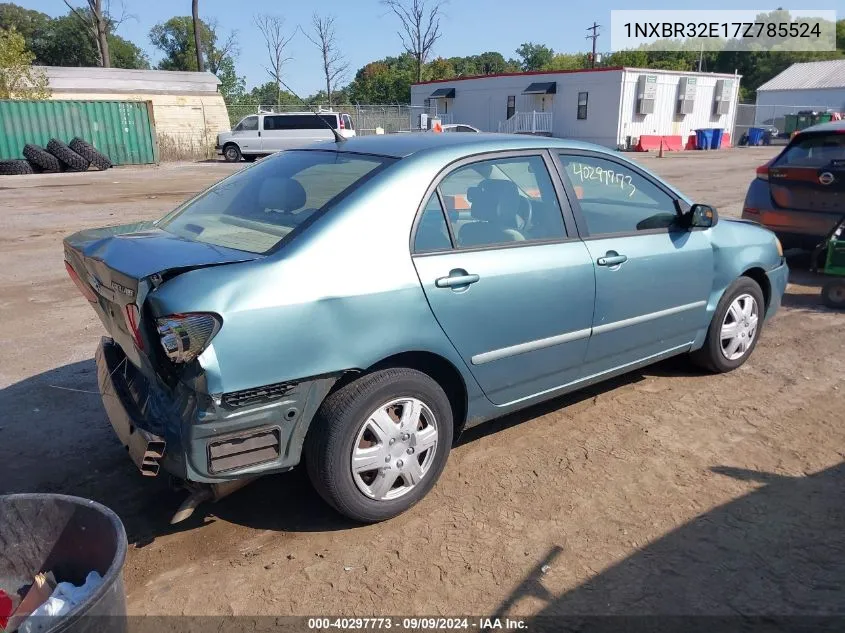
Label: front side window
xmin=437 ymin=155 xmax=567 ymax=248
xmin=158 ymin=151 xmax=393 ymax=254
xmin=558 ymin=153 xmax=679 ymax=235
xmin=577 ymin=92 xmax=588 ymax=120
xmin=235 ymin=116 xmax=258 ymax=132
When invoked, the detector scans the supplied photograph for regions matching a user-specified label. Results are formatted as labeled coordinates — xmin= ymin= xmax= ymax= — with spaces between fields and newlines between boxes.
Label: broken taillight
xmin=124 ymin=304 xmax=144 ymax=350
xmin=64 ymin=261 xmax=98 ymax=303
xmin=156 ymin=313 xmax=221 ymax=364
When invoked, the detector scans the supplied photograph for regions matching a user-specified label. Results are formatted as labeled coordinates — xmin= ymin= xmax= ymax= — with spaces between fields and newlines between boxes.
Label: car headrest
xmin=469 ymin=179 xmax=521 ymax=227
xmin=257 ymin=177 xmax=307 ymax=212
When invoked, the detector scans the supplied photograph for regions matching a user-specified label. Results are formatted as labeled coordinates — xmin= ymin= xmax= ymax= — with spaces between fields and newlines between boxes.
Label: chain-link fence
xmin=225 ymin=104 xmax=442 ymax=135
xmin=734 ymin=102 xmax=840 ymax=142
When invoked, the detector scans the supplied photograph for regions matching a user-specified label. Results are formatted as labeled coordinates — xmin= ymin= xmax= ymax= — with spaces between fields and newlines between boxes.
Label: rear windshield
xmin=776 ymin=132 xmax=845 ymax=168
xmin=157 ymin=151 xmax=393 ymax=254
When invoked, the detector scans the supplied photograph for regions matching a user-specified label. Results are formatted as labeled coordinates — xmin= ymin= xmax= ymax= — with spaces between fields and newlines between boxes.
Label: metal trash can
xmin=0 ymin=494 xmax=127 ymax=633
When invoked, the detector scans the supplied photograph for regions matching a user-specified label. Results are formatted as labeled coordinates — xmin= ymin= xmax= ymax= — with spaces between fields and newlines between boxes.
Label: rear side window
xmin=775 ymin=133 xmax=845 ymax=167
xmin=158 ymin=151 xmax=393 ymax=254
xmin=263 ymin=114 xmax=339 ymax=130
xmin=438 ymin=155 xmax=567 ymax=248
xmin=414 ymin=194 xmax=452 ymax=253
xmin=342 ymin=114 xmax=354 ymax=130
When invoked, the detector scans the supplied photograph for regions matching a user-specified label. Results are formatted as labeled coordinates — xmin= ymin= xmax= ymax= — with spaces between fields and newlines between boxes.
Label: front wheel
xmin=222 ymin=144 xmax=242 ymax=162
xmin=305 ymin=368 xmax=453 ymax=523
xmin=692 ymin=277 xmax=765 ymax=373
xmin=822 ymin=279 xmax=845 ymax=309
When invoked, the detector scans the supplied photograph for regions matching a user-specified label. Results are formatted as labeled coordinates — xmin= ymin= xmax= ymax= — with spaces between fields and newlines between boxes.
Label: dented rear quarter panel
xmin=146 ymin=149 xmax=490 ymax=415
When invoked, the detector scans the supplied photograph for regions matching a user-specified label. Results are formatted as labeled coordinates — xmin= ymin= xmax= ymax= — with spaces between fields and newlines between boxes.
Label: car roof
xmin=302 ymin=132 xmax=609 ymax=159
xmin=257 ymin=111 xmax=342 ymax=116
xmin=797 ymin=119 xmax=845 ymax=135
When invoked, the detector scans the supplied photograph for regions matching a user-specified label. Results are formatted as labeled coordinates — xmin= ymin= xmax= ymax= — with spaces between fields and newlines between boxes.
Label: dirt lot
xmin=1 ymin=147 xmax=844 ymax=617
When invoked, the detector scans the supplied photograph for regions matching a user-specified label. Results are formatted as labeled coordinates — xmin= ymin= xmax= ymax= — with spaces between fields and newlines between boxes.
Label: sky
xmin=17 ymin=0 xmax=843 ymax=94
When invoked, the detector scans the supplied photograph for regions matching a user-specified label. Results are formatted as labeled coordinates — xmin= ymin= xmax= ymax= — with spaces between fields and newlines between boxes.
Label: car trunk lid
xmin=64 ymin=221 xmax=258 ymax=375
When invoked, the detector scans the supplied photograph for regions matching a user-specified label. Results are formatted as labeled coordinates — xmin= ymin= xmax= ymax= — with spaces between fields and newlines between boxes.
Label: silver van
xmin=217 ymin=111 xmax=356 ymax=162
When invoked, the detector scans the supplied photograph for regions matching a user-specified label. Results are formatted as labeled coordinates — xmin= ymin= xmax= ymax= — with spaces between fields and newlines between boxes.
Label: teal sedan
xmin=64 ymin=133 xmax=788 ymax=523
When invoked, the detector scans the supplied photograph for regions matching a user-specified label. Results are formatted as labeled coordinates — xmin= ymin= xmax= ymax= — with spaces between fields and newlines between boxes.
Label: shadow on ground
xmin=0 ymin=354 xmax=707 ymax=546
xmin=494 ymin=462 xmax=845 ymax=619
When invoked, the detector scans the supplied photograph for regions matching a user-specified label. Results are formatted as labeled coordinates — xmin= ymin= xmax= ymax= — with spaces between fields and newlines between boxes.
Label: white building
xmin=754 ymin=60 xmax=845 ymax=124
xmin=43 ymin=67 xmax=231 ymax=160
xmin=411 ymin=67 xmax=741 ymax=149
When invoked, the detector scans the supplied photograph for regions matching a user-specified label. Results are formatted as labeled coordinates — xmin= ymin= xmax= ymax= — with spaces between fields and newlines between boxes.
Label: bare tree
xmin=63 ymin=0 xmax=112 ymax=67
xmin=382 ymin=0 xmax=444 ymax=83
xmin=254 ymin=14 xmax=295 ymax=105
xmin=192 ymin=0 xmax=204 ymax=72
xmin=302 ymin=14 xmax=349 ymax=105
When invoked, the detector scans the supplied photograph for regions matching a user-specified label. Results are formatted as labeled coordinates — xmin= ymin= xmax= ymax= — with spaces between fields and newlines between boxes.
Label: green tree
xmin=0 ymin=3 xmax=49 ymax=42
xmin=30 ymin=13 xmax=147 ymax=68
xmin=150 ymin=16 xmax=237 ymax=74
xmin=346 ymin=54 xmax=415 ymax=103
xmin=0 ymin=27 xmax=49 ymax=98
xmin=515 ymin=42 xmax=554 ymax=71
xmin=476 ymin=51 xmax=515 ymax=74
xmin=216 ymin=56 xmax=246 ymax=103
xmin=546 ymin=53 xmax=586 ymax=70
xmin=425 ymin=56 xmax=454 ymax=80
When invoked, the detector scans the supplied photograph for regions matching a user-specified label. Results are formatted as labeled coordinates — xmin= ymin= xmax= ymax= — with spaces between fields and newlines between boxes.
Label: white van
xmin=216 ymin=111 xmax=356 ymax=162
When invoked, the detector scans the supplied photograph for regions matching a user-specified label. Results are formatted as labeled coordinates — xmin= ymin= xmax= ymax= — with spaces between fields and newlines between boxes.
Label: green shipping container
xmin=0 ymin=100 xmax=158 ymax=165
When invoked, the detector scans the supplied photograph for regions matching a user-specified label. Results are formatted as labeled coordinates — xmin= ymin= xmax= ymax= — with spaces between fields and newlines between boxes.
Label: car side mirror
xmin=688 ymin=203 xmax=718 ymax=229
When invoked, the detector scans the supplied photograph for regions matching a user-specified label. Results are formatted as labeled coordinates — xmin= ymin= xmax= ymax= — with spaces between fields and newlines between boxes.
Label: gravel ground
xmin=1 ymin=147 xmax=843 ymax=617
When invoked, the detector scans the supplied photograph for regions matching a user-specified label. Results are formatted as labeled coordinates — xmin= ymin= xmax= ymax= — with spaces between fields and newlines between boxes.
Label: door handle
xmin=435 ymin=272 xmax=480 ymax=288
xmin=597 ymin=253 xmax=628 ymax=267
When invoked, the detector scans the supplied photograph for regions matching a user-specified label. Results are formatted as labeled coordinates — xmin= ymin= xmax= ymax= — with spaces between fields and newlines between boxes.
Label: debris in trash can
xmin=16 ymin=572 xmax=103 ymax=633
xmin=5 ymin=573 xmax=55 ymax=633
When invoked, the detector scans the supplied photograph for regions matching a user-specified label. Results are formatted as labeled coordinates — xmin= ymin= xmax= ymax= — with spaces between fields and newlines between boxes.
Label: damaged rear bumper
xmin=95 ymin=337 xmax=338 ymax=483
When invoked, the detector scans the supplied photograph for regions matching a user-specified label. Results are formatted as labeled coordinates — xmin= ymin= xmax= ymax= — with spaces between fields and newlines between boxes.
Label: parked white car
xmin=217 ymin=112 xmax=356 ymax=162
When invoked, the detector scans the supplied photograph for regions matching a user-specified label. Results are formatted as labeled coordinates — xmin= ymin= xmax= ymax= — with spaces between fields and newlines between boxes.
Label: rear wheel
xmin=223 ymin=144 xmax=241 ymax=162
xmin=821 ymin=279 xmax=845 ymax=309
xmin=305 ymin=368 xmax=453 ymax=523
xmin=692 ymin=277 xmax=765 ymax=373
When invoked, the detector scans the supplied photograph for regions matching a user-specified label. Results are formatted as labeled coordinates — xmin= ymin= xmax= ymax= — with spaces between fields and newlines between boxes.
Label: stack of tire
xmin=0 ymin=137 xmax=113 ymax=175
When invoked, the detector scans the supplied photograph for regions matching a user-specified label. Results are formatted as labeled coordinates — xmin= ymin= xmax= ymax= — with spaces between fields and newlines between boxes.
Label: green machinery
xmin=811 ymin=216 xmax=845 ymax=309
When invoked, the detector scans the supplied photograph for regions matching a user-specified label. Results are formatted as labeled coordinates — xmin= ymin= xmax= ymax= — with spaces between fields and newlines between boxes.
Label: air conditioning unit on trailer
xmin=677 ymin=77 xmax=697 ymax=115
xmin=713 ymin=79 xmax=734 ymax=115
xmin=636 ymin=75 xmax=657 ymax=114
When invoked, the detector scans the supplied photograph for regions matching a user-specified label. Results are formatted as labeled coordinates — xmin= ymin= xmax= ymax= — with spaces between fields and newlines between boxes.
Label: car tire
xmin=46 ymin=139 xmax=90 ymax=172
xmin=222 ymin=144 xmax=242 ymax=162
xmin=691 ymin=276 xmax=765 ymax=373
xmin=22 ymin=144 xmax=62 ymax=173
xmin=305 ymin=368 xmax=453 ymax=523
xmin=0 ymin=159 xmax=35 ymax=175
xmin=821 ymin=279 xmax=845 ymax=310
xmin=69 ymin=138 xmax=113 ymax=170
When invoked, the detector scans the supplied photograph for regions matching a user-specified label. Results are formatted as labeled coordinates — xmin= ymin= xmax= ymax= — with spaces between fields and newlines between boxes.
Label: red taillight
xmin=339 ymin=119 xmax=345 ymax=129
xmin=64 ymin=261 xmax=98 ymax=303
xmin=756 ymin=162 xmax=771 ymax=181
xmin=124 ymin=304 xmax=144 ymax=350
xmin=743 ymin=207 xmax=760 ymax=215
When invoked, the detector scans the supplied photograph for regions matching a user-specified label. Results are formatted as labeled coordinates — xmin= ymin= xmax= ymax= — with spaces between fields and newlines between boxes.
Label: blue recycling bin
xmin=709 ymin=128 xmax=724 ymax=149
xmin=747 ymin=127 xmax=765 ymax=146
xmin=695 ymin=129 xmax=713 ymax=150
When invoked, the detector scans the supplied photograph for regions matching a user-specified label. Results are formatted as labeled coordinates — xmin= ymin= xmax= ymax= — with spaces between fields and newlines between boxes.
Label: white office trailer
xmin=411 ymin=67 xmax=741 ymax=150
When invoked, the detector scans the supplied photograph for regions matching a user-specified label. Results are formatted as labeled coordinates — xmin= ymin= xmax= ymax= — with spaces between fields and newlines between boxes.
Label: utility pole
xmin=192 ymin=0 xmax=205 ymax=72
xmin=586 ymin=22 xmax=601 ymax=68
